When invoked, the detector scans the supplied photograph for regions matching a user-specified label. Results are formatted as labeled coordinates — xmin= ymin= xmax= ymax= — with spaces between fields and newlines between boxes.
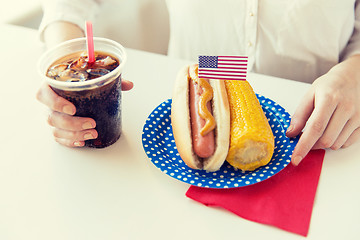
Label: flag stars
xmin=199 ymin=56 xmax=218 ymax=68
xmin=198 ymin=55 xmax=248 ymax=81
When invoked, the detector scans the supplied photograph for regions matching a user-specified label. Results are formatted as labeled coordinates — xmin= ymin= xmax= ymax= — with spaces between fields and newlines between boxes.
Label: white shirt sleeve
xmin=341 ymin=0 xmax=360 ymax=60
xmin=38 ymin=0 xmax=102 ymax=42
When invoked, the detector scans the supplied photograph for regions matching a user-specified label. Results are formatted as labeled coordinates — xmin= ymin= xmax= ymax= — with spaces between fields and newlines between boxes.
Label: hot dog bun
xmin=171 ymin=65 xmax=230 ymax=172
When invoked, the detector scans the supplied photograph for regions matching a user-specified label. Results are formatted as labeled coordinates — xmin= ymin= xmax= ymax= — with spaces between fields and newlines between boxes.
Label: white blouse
xmin=39 ymin=0 xmax=360 ymax=83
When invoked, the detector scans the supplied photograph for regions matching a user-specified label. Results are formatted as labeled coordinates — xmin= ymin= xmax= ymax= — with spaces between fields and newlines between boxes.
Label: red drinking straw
xmin=85 ymin=21 xmax=95 ymax=63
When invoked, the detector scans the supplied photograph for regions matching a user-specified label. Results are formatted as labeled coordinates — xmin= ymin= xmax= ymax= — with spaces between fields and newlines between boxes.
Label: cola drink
xmin=46 ymin=51 xmax=119 ymax=82
xmin=38 ymin=38 xmax=127 ymax=148
xmin=46 ymin=51 xmax=121 ymax=148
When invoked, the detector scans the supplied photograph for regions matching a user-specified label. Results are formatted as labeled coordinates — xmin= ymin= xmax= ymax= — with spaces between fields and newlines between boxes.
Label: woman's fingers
xmin=330 ymin=118 xmax=359 ymax=150
xmin=290 ymin=87 xmax=337 ymax=166
xmin=47 ymin=111 xmax=96 ymax=131
xmin=286 ymin=89 xmax=315 ymax=138
xmin=121 ymin=79 xmax=134 ymax=91
xmin=287 ymin=56 xmax=360 ymax=166
xmin=47 ymin=111 xmax=98 ymax=147
xmin=36 ymin=83 xmax=76 ymax=115
xmin=37 ymin=80 xmax=133 ymax=114
xmin=36 ymin=83 xmax=98 ymax=147
xmin=312 ymin=103 xmax=352 ymax=150
xmin=54 ymin=138 xmax=85 ymax=148
xmin=37 ymin=78 xmax=133 ymax=147
xmin=342 ymin=127 xmax=360 ymax=148
xmin=52 ymin=128 xmax=98 ymax=140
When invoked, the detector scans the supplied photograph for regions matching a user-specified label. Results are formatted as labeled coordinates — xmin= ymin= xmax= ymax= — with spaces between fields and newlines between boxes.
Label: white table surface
xmin=1 ymin=24 xmax=359 ymax=240
xmin=0 ymin=0 xmax=41 ymax=24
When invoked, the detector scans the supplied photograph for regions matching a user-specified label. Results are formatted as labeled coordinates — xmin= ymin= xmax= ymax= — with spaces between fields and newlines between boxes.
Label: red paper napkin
xmin=186 ymin=149 xmax=325 ymax=236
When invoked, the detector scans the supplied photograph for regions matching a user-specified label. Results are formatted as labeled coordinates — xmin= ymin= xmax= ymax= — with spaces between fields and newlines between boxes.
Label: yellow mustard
xmin=192 ymin=66 xmax=216 ymax=136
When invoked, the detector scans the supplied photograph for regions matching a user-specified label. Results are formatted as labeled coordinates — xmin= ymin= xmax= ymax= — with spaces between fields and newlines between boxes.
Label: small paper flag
xmin=198 ymin=55 xmax=248 ymax=80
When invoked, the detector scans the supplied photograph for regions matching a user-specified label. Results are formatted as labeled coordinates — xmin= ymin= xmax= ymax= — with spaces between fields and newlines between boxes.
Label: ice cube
xmin=58 ymin=69 xmax=88 ymax=82
xmin=87 ymin=68 xmax=110 ymax=78
xmin=47 ymin=64 xmax=68 ymax=78
xmin=80 ymin=51 xmax=98 ymax=59
xmin=95 ymin=56 xmax=117 ymax=67
xmin=69 ymin=56 xmax=88 ymax=70
xmin=80 ymin=51 xmax=88 ymax=57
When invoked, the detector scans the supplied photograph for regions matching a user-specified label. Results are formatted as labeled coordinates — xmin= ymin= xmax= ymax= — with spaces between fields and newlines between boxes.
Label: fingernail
xmin=82 ymin=122 xmax=94 ymax=130
xmin=84 ymin=133 xmax=95 ymax=140
xmin=74 ymin=141 xmax=83 ymax=147
xmin=286 ymin=124 xmax=294 ymax=133
xmin=63 ymin=105 xmax=75 ymax=115
xmin=292 ymin=156 xmax=302 ymax=166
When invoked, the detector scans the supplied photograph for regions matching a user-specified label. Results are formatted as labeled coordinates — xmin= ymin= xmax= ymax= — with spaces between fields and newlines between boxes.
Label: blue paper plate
xmin=142 ymin=95 xmax=298 ymax=188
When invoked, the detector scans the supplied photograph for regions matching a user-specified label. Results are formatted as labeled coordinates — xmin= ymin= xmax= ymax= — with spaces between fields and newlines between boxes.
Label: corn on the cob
xmin=224 ymin=80 xmax=274 ymax=171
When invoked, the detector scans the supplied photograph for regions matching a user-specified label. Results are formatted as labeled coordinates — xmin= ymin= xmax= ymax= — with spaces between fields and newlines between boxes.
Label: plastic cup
xmin=38 ymin=37 xmax=127 ymax=148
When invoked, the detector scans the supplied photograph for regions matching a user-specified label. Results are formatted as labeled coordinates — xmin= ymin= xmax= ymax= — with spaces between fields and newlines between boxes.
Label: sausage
xmin=189 ymin=77 xmax=215 ymax=158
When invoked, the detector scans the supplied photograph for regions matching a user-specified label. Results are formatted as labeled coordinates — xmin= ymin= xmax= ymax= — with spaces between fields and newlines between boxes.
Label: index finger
xmin=291 ymin=96 xmax=336 ymax=165
xmin=36 ymin=83 xmax=76 ymax=115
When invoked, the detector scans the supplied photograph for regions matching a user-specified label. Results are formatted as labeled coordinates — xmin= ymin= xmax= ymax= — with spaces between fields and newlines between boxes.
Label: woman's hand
xmin=36 ymin=80 xmax=134 ymax=147
xmin=286 ymin=55 xmax=360 ymax=166
xmin=38 ymin=21 xmax=134 ymax=147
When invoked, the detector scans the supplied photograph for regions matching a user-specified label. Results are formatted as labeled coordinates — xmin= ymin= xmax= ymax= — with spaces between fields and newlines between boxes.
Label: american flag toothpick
xmin=198 ymin=55 xmax=248 ymax=81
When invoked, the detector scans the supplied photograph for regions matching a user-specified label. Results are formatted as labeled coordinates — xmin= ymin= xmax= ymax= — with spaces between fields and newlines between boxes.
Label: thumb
xmin=286 ymin=89 xmax=315 ymax=138
xmin=121 ymin=79 xmax=134 ymax=91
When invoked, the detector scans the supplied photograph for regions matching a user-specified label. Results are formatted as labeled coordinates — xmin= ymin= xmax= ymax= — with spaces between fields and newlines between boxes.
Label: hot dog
xmin=171 ymin=64 xmax=230 ymax=171
xmin=171 ymin=64 xmax=275 ymax=172
xmin=188 ymin=65 xmax=215 ymax=158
